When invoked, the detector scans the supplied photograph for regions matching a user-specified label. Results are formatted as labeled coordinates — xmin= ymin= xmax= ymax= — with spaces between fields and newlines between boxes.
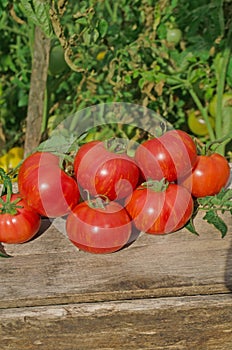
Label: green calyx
xmin=141 ymin=178 xmax=169 ymax=192
xmin=0 ymin=196 xmax=22 ymax=215
xmin=84 ymin=190 xmax=110 ymax=210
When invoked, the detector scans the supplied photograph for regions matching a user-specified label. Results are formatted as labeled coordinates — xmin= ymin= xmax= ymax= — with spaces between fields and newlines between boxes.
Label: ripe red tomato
xmin=0 ymin=194 xmax=41 ymax=244
xmin=66 ymin=199 xmax=132 ymax=254
xmin=125 ymin=182 xmax=194 ymax=234
xmin=135 ymin=130 xmax=197 ymax=182
xmin=18 ymin=152 xmax=80 ymax=218
xmin=180 ymin=153 xmax=230 ymax=198
xmin=74 ymin=140 xmax=140 ymax=200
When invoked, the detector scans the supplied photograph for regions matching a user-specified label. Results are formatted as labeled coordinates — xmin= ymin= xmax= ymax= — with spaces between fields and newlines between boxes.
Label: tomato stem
xmin=215 ymin=27 xmax=232 ymax=155
xmin=104 ymin=138 xmax=128 ymax=154
xmin=84 ymin=190 xmax=110 ymax=210
xmin=141 ymin=178 xmax=169 ymax=192
xmin=0 ymin=167 xmax=23 ymax=215
xmin=206 ymin=130 xmax=232 ymax=153
xmin=188 ymin=87 xmax=216 ymax=141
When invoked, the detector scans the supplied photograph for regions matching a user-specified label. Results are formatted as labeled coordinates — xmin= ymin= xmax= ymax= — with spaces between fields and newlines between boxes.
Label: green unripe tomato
xmin=208 ymin=93 xmax=232 ymax=118
xmin=166 ymin=28 xmax=182 ymax=45
xmin=187 ymin=110 xmax=215 ymax=136
xmin=49 ymin=45 xmax=68 ymax=76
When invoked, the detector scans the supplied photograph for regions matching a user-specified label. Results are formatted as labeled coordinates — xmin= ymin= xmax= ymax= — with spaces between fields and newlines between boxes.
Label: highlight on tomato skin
xmin=180 ymin=153 xmax=231 ymax=198
xmin=135 ymin=129 xmax=198 ymax=183
xmin=66 ymin=199 xmax=132 ymax=254
xmin=125 ymin=181 xmax=194 ymax=235
xmin=74 ymin=139 xmax=141 ymax=201
xmin=18 ymin=151 xmax=80 ymax=218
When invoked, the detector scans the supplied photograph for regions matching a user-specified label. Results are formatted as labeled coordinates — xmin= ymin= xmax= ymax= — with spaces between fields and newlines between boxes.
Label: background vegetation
xmin=0 ymin=0 xmax=232 ymax=157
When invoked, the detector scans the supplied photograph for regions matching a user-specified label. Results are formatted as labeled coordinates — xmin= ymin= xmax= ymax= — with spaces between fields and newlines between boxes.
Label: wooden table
xmin=0 ymin=211 xmax=232 ymax=350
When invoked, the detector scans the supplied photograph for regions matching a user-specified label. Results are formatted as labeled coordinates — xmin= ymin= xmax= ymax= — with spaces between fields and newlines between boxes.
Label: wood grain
xmin=1 ymin=295 xmax=232 ymax=350
xmin=0 ymin=212 xmax=231 ymax=349
xmin=0 ymin=212 xmax=231 ymax=309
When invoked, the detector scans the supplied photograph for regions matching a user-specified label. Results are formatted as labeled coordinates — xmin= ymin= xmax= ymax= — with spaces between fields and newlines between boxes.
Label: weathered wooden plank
xmin=1 ymin=294 xmax=232 ymax=350
xmin=0 ymin=213 xmax=231 ymax=308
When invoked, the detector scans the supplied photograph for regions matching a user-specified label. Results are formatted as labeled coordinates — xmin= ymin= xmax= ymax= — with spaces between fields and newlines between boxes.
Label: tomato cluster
xmin=0 ymin=129 xmax=230 ymax=254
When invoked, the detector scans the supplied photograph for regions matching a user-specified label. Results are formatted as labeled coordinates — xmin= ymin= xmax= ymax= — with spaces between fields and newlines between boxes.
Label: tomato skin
xmin=19 ymin=152 xmax=59 ymax=174
xmin=125 ymin=183 xmax=194 ymax=234
xmin=187 ymin=110 xmax=215 ymax=136
xmin=49 ymin=45 xmax=68 ymax=76
xmin=18 ymin=152 xmax=80 ymax=218
xmin=135 ymin=130 xmax=197 ymax=182
xmin=0 ymin=194 xmax=41 ymax=244
xmin=66 ymin=201 xmax=132 ymax=254
xmin=181 ymin=153 xmax=230 ymax=198
xmin=74 ymin=140 xmax=140 ymax=200
xmin=166 ymin=28 xmax=182 ymax=45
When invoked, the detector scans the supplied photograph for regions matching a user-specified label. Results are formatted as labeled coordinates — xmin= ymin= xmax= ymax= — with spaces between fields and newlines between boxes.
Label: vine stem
xmin=215 ymin=24 xmax=232 ymax=155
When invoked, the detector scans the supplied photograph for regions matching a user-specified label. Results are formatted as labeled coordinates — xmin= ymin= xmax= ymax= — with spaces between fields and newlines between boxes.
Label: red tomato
xmin=66 ymin=199 xmax=132 ymax=254
xmin=18 ymin=152 xmax=80 ymax=218
xmin=135 ymin=130 xmax=197 ymax=182
xmin=125 ymin=182 xmax=194 ymax=234
xmin=74 ymin=140 xmax=140 ymax=200
xmin=19 ymin=152 xmax=59 ymax=173
xmin=180 ymin=153 xmax=230 ymax=198
xmin=0 ymin=194 xmax=41 ymax=244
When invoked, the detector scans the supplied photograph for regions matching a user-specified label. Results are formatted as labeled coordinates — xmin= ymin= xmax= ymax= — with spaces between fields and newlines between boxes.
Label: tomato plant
xmin=74 ymin=140 xmax=140 ymax=201
xmin=18 ymin=152 xmax=80 ymax=218
xmin=135 ymin=130 xmax=197 ymax=182
xmin=181 ymin=153 xmax=231 ymax=198
xmin=66 ymin=197 xmax=132 ymax=254
xmin=187 ymin=110 xmax=215 ymax=136
xmin=125 ymin=180 xmax=194 ymax=234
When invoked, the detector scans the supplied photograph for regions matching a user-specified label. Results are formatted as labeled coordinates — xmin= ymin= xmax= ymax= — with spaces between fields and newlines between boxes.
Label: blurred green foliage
xmin=0 ymin=0 xmax=232 ymax=156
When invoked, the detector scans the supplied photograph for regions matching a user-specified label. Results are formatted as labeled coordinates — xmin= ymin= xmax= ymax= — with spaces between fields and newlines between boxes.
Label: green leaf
xmin=83 ymin=29 xmax=91 ymax=45
xmin=20 ymin=0 xmax=53 ymax=37
xmin=0 ymin=243 xmax=11 ymax=258
xmin=203 ymin=210 xmax=228 ymax=238
xmin=185 ymin=218 xmax=199 ymax=235
xmin=75 ymin=17 xmax=88 ymax=25
xmin=38 ymin=134 xmax=76 ymax=154
xmin=197 ymin=188 xmax=232 ymax=212
xmin=98 ymin=19 xmax=108 ymax=38
xmin=124 ymin=74 xmax=132 ymax=84
xmin=92 ymin=28 xmax=99 ymax=43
